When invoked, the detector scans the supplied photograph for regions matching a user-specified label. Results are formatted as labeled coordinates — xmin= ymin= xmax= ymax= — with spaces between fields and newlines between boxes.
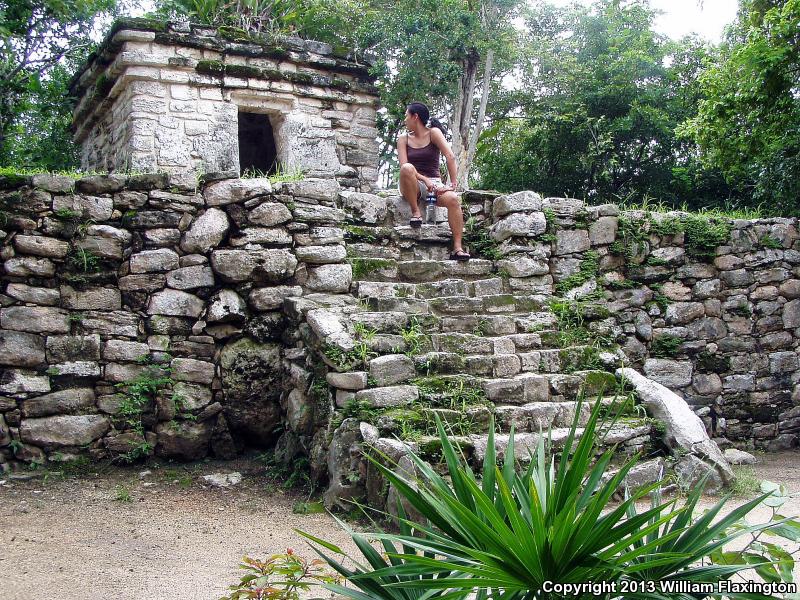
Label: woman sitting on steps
xmin=397 ymin=101 xmax=470 ymax=261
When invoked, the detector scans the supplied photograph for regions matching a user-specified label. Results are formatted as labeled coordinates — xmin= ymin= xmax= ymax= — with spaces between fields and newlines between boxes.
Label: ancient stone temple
xmin=69 ymin=19 xmax=380 ymax=191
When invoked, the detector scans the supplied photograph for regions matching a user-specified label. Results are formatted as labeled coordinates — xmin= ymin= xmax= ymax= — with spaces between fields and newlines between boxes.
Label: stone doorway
xmin=238 ymin=112 xmax=278 ymax=176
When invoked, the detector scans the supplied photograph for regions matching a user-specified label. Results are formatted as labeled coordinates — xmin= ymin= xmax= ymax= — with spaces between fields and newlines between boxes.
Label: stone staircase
xmin=284 ymin=195 xmax=659 ymax=509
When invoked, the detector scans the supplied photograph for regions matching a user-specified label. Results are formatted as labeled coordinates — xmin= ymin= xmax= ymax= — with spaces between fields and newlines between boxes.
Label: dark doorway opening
xmin=238 ymin=112 xmax=278 ymax=175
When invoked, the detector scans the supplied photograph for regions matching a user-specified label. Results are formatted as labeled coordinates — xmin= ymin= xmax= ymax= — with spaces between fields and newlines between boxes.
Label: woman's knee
xmin=399 ymin=163 xmax=417 ymax=179
xmin=439 ymin=192 xmax=461 ymax=209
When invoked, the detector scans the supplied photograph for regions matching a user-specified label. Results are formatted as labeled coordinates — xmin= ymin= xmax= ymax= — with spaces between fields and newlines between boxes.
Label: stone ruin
xmin=1 ymin=21 xmax=798 ymax=503
xmin=69 ymin=19 xmax=380 ymax=191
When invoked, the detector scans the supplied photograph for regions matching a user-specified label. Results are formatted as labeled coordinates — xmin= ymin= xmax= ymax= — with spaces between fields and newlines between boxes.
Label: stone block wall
xmin=0 ymin=173 xmax=355 ymax=468
xmin=70 ymin=20 xmax=380 ymax=191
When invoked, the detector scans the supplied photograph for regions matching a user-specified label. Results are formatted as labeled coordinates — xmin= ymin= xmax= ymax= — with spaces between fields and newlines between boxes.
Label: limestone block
xmin=494 ymin=191 xmax=542 ymax=217
xmin=779 ymin=280 xmax=800 ymax=299
xmin=4 ymin=256 xmax=55 ymax=277
xmin=306 ymin=264 xmax=352 ymax=292
xmin=5 ymin=284 xmax=60 ymax=306
xmin=283 ymin=178 xmax=341 ymax=201
xmin=60 ymin=286 xmax=122 ymax=311
xmin=53 ymin=195 xmax=113 ymax=221
xmin=46 ymin=334 xmax=101 ymax=363
xmin=0 ymin=370 xmax=50 ymax=395
xmin=31 ymin=174 xmax=74 ymax=193
xmin=555 ymin=230 xmax=591 ymax=256
xmin=1 ymin=306 xmax=69 ymax=334
xmin=248 ymin=201 xmax=293 ymax=226
xmin=143 ymin=228 xmax=181 ymax=246
xmin=286 ymin=389 xmax=313 ymax=434
xmin=665 ymin=302 xmax=705 ymax=325
xmin=181 ymin=207 xmax=230 ymax=254
xmin=155 ymin=420 xmax=213 ymax=460
xmin=295 ymin=244 xmax=347 ymax=264
xmin=543 ymin=197 xmax=585 ymax=215
xmin=650 ymin=247 xmax=685 ymax=265
xmin=490 ymin=212 xmax=547 ymax=241
xmin=102 ymin=340 xmax=150 ymax=362
xmin=783 ymin=299 xmax=800 ymax=328
xmin=119 ymin=274 xmax=167 ymax=293
xmin=589 ymin=216 xmax=618 ymax=245
xmin=147 ymin=289 xmax=205 ymax=318
xmin=643 ymin=359 xmax=693 ymax=388
xmin=693 ymin=279 xmax=722 ymax=299
xmin=770 ymin=351 xmax=799 ymax=373
xmin=674 ymin=455 xmax=723 ymax=495
xmin=229 ymin=228 xmax=292 ymax=246
xmin=171 ymin=358 xmax=215 ymax=384
xmin=172 ymin=381 xmax=212 ymax=411
xmin=76 ymin=236 xmax=123 ymax=261
xmin=207 ymin=289 xmax=247 ymax=323
xmin=354 ymin=385 xmax=418 ymax=408
xmin=50 ymin=361 xmax=101 ymax=377
xmin=13 ymin=235 xmax=69 ymax=258
xmin=211 ymin=249 xmax=297 ymax=283
xmin=104 ymin=362 xmax=150 ymax=383
xmin=204 ymin=178 xmax=272 ymax=206
xmin=339 ymin=191 xmax=387 ymax=224
xmin=292 ymin=204 xmax=347 ymax=224
xmin=369 ymin=354 xmax=415 ymax=386
xmin=326 ymin=371 xmax=368 ymax=391
xmin=165 ymin=265 xmax=215 ymax=290
xmin=692 ymin=373 xmax=722 ymax=396
xmin=496 ymin=255 xmax=549 ymax=278
xmin=20 ymin=414 xmax=109 ymax=448
xmin=248 ymin=286 xmax=303 ymax=311
xmin=0 ymin=330 xmax=45 ymax=367
xmin=130 ymin=248 xmax=180 ymax=273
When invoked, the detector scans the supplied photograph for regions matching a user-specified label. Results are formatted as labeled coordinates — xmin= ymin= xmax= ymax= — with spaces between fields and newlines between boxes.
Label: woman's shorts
xmin=404 ymin=178 xmax=442 ymax=200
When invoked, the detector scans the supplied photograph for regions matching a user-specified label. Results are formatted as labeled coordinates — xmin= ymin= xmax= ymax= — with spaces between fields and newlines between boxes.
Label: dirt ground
xmin=2 ymin=450 xmax=799 ymax=600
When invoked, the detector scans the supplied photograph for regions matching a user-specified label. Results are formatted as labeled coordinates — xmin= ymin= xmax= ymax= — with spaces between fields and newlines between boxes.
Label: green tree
xmin=475 ymin=0 xmax=733 ymax=207
xmin=683 ymin=0 xmax=800 ymax=215
xmin=0 ymin=0 xmax=115 ymax=168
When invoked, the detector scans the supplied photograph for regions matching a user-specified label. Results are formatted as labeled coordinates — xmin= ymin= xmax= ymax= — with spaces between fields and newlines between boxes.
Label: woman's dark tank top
xmin=406 ymin=137 xmax=441 ymax=178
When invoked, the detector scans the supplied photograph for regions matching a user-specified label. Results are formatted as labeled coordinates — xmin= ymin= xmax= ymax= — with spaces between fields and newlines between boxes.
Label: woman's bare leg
xmin=399 ymin=163 xmax=422 ymax=218
xmin=437 ymin=191 xmax=465 ymax=252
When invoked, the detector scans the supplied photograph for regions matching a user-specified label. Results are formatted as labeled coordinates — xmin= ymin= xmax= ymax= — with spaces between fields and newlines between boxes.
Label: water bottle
xmin=425 ymin=189 xmax=437 ymax=223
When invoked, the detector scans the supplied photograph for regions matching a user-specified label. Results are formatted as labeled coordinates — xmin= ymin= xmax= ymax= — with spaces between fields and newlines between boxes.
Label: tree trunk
xmin=462 ymin=48 xmax=495 ymax=190
xmin=450 ymin=50 xmax=479 ymax=185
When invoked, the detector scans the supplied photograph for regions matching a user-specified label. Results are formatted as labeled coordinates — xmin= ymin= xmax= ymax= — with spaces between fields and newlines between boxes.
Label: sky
xmin=547 ymin=0 xmax=739 ymax=42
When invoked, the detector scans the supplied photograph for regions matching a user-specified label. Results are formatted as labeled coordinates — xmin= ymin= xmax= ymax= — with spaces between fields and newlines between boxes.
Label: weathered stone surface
xmin=326 ymin=371 xmax=367 ymax=391
xmin=143 ymin=228 xmax=181 ymax=246
xmin=1 ymin=307 xmax=69 ymax=334
xmin=46 ymin=334 xmax=101 ymax=362
xmin=249 ymin=201 xmax=293 ymax=226
xmin=202 ymin=472 xmax=242 ymax=488
xmin=130 ymin=248 xmax=180 ymax=273
xmin=0 ymin=370 xmax=50 ymax=394
xmin=60 ymin=286 xmax=122 ymax=311
xmin=0 ymin=330 xmax=45 ymax=367
xmin=496 ymin=255 xmax=549 ymax=277
xmin=102 ymin=340 xmax=150 ymax=362
xmin=306 ymin=264 xmax=352 ymax=292
xmin=692 ymin=373 xmax=722 ymax=396
xmin=155 ymin=420 xmax=213 ymax=460
xmin=181 ymin=207 xmax=229 ymax=253
xmin=249 ymin=286 xmax=302 ymax=311
xmin=369 ymin=354 xmax=415 ymax=386
xmin=323 ymin=419 xmax=369 ymax=510
xmin=4 ymin=256 xmax=55 ymax=277
xmin=51 ymin=361 xmax=101 ymax=377
xmin=555 ymin=230 xmax=591 ymax=256
xmin=643 ymin=359 xmax=693 ymax=388
xmin=166 ymin=265 xmax=215 ymax=290
xmin=205 ymin=178 xmax=271 ymax=206
xmin=20 ymin=415 xmax=110 ymax=448
xmin=5 ymin=284 xmax=60 ymax=306
xmin=171 ymin=357 xmax=215 ymax=384
xmin=494 ymin=191 xmax=542 ymax=216
xmin=292 ymin=204 xmax=347 ymax=224
xmin=32 ymin=174 xmax=74 ymax=193
xmin=294 ymin=226 xmax=344 ymax=246
xmin=666 ymin=302 xmax=705 ymax=325
xmin=147 ymin=289 xmax=204 ymax=318
xmin=13 ymin=235 xmax=69 ymax=258
xmin=307 ymin=309 xmax=344 ymax=338
xmin=211 ymin=249 xmax=297 ymax=283
xmin=21 ymin=388 xmax=96 ymax=418
xmin=53 ymin=194 xmax=113 ymax=220
xmin=286 ymin=389 xmax=313 ymax=434
xmin=79 ymin=311 xmax=139 ymax=338
xmin=295 ymin=245 xmax=347 ymax=264
xmin=219 ymin=339 xmax=282 ymax=443
xmin=490 ymin=212 xmax=547 ymax=241
xmin=618 ymin=367 xmax=733 ymax=485
xmin=589 ymin=216 xmax=618 ymax=245
xmin=354 ymin=385 xmax=418 ymax=408
xmin=674 ymin=454 xmax=723 ymax=495
xmin=783 ymin=299 xmax=800 ymax=328
xmin=229 ymin=228 xmax=292 ymax=246
xmin=172 ymin=381 xmax=213 ymax=411
xmin=76 ymin=235 xmax=123 ymax=261
xmin=207 ymin=289 xmax=247 ymax=324
xmin=340 ymin=191 xmax=387 ymax=223
xmin=724 ymin=448 xmax=757 ymax=465
xmin=284 ymin=178 xmax=341 ymax=201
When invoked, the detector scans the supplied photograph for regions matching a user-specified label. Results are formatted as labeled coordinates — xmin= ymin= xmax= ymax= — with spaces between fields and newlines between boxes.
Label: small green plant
xmin=8 ymin=439 xmax=23 ymax=455
xmin=349 ymin=341 xmax=377 ymax=367
xmin=348 ymin=257 xmax=394 ymax=280
xmin=114 ymin=365 xmax=173 ymax=443
xmin=472 ymin=318 xmax=490 ymax=337
xmin=730 ymin=465 xmax=761 ymax=498
xmin=113 ymin=484 xmax=133 ymax=503
xmin=462 ymin=216 xmax=502 ymax=260
xmin=682 ymin=214 xmax=731 ymax=259
xmin=54 ymin=207 xmax=81 ymax=220
xmin=332 ymin=397 xmax=379 ymax=430
xmin=539 ymin=207 xmax=557 ymax=242
xmin=344 ymin=225 xmax=378 ymax=243
xmin=352 ymin=322 xmax=377 ymax=342
xmin=650 ymin=334 xmax=683 ymax=358
xmin=759 ymin=235 xmax=783 ymax=250
xmin=67 ymin=246 xmax=101 ymax=273
xmin=399 ymin=316 xmax=428 ymax=356
xmin=221 ymin=551 xmax=338 ymax=600
xmin=555 ymin=250 xmax=599 ymax=294
xmin=46 ymin=366 xmax=61 ymax=376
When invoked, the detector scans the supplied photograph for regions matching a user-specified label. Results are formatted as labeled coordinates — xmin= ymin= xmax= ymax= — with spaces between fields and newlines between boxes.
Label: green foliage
xmin=114 ymin=363 xmax=173 ymax=445
xmin=554 ymin=250 xmax=598 ymax=294
xmin=650 ymin=334 xmax=682 ymax=358
xmin=113 ymin=484 xmax=133 ymax=503
xmin=241 ymin=162 xmax=305 ymax=182
xmin=476 ymin=1 xmax=733 ymax=208
xmin=684 ymin=0 xmax=800 ymax=215
xmin=760 ymin=235 xmax=784 ymax=250
xmin=332 ymin=397 xmax=378 ymax=430
xmin=399 ymin=316 xmax=428 ymax=357
xmin=413 ymin=376 xmax=489 ymax=411
xmin=221 ymin=551 xmax=338 ymax=600
xmin=697 ymin=351 xmax=731 ymax=374
xmin=66 ymin=246 xmax=101 ymax=273
xmin=304 ymin=400 xmax=796 ymax=599
xmin=348 ymin=257 xmax=394 ymax=280
xmin=462 ymin=216 xmax=502 ymax=261
xmin=682 ymin=214 xmax=731 ymax=258
xmin=547 ymin=298 xmax=614 ymax=351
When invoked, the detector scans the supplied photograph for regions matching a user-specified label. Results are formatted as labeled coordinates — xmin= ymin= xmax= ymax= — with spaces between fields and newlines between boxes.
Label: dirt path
xmin=2 ymin=451 xmax=799 ymax=600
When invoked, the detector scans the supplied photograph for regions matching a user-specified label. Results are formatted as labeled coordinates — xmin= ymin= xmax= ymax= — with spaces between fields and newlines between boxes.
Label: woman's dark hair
xmin=407 ymin=102 xmax=448 ymax=136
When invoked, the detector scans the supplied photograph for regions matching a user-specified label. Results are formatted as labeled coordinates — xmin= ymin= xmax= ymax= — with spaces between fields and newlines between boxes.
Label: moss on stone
xmin=582 ymin=370 xmax=617 ymax=396
xmin=696 ymin=351 xmax=731 ymax=374
xmin=224 ymin=64 xmax=264 ymax=79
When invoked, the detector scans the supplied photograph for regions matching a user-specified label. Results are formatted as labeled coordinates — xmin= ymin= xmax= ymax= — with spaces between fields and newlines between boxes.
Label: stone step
xmin=350 ymin=311 xmax=558 ymax=337
xmin=353 ymin=278 xmax=506 ymax=300
xmin=397 ymin=259 xmax=495 ymax=283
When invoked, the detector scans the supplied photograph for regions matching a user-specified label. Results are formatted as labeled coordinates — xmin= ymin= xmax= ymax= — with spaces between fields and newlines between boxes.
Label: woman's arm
xmin=431 ymin=128 xmax=458 ymax=189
